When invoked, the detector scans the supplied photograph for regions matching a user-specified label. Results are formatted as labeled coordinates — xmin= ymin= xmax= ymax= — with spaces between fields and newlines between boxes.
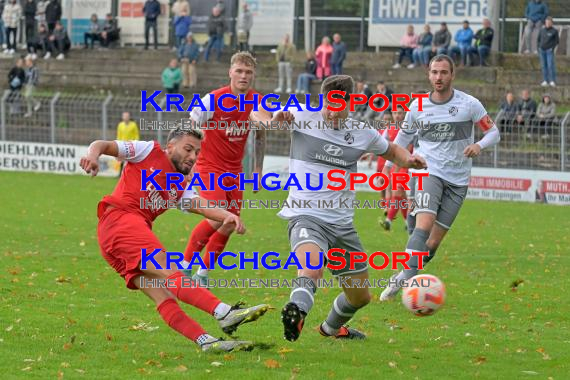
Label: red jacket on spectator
xmin=315 ymin=37 xmax=333 ymax=80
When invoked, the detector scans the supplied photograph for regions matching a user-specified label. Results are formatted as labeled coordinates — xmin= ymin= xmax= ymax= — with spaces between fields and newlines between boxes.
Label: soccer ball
xmin=401 ymin=274 xmax=446 ymax=316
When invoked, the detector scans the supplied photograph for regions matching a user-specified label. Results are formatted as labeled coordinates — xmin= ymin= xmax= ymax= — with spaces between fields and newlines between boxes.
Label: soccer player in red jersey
xmin=80 ymin=127 xmax=269 ymax=352
xmin=182 ymin=51 xmax=272 ymax=286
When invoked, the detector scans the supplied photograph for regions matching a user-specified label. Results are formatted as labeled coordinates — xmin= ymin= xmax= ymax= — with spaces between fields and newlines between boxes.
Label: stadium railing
xmin=1 ymin=91 xmax=569 ymax=173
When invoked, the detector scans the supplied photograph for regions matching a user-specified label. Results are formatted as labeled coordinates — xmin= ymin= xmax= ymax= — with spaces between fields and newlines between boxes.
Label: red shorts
xmin=390 ymin=167 xmax=409 ymax=191
xmin=97 ymin=206 xmax=164 ymax=289
xmin=196 ymin=172 xmax=243 ymax=216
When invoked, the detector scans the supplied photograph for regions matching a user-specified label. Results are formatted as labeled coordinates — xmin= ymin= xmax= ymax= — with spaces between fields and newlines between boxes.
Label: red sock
xmin=386 ymin=197 xmax=401 ymax=221
xmin=202 ymin=231 xmax=231 ymax=268
xmin=184 ymin=220 xmax=218 ymax=262
xmin=157 ymin=298 xmax=207 ymax=342
xmin=166 ymin=272 xmax=220 ymax=314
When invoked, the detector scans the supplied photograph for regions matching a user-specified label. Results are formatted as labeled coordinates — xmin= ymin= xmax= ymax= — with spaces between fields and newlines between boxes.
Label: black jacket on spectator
xmin=499 ymin=100 xmax=519 ymax=119
xmin=24 ymin=1 xmax=36 ymax=25
xmin=143 ymin=0 xmax=161 ymax=21
xmin=474 ymin=27 xmax=494 ymax=47
xmin=207 ymin=14 xmax=225 ymax=36
xmin=538 ymin=26 xmax=559 ymax=51
xmin=373 ymin=87 xmax=394 ymax=110
xmin=8 ymin=66 xmax=26 ymax=91
xmin=305 ymin=58 xmax=317 ymax=75
xmin=432 ymin=30 xmax=451 ymax=48
xmin=46 ymin=0 xmax=62 ymax=24
xmin=518 ymin=98 xmax=537 ymax=119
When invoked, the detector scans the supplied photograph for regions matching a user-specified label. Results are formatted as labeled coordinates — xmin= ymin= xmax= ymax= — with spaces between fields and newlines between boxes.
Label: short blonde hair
xmin=230 ymin=51 xmax=257 ymax=69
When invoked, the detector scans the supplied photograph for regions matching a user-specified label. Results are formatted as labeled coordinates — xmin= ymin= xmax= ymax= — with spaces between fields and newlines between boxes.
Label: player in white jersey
xmin=273 ymin=75 xmax=427 ymax=341
xmin=380 ymin=55 xmax=501 ymax=301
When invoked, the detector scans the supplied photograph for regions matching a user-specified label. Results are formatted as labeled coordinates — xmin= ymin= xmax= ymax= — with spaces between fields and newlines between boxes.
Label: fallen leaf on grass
xmin=388 ymin=361 xmax=397 ymax=368
xmin=521 ymin=371 xmax=539 ymax=375
xmin=473 ymin=356 xmax=487 ymax=365
xmin=55 ymin=276 xmax=71 ymax=283
xmin=129 ymin=322 xmax=159 ymax=332
xmin=511 ymin=279 xmax=524 ymax=291
xmin=264 ymin=359 xmax=281 ymax=369
xmin=105 ymin=333 xmax=113 ymax=341
xmin=223 ymin=354 xmax=235 ymax=361
xmin=174 ymin=365 xmax=187 ymax=372
xmin=211 ymin=362 xmax=223 ymax=367
xmin=277 ymin=347 xmax=294 ymax=355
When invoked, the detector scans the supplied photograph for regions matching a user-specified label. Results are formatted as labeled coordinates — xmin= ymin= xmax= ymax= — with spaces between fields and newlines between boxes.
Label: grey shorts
xmin=412 ymin=174 xmax=468 ymax=230
xmin=287 ymin=215 xmax=367 ymax=276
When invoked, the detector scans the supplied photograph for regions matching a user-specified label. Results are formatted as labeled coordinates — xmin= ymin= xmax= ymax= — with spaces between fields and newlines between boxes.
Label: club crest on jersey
xmin=448 ymin=106 xmax=459 ymax=116
xmin=323 ymin=144 xmax=344 ymax=157
xmin=344 ymin=132 xmax=354 ymax=144
xmin=169 ymin=186 xmax=178 ymax=199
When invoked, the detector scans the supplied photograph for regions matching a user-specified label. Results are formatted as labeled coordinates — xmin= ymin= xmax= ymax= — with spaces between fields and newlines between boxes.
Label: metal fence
xmin=1 ymin=92 xmax=569 ymax=172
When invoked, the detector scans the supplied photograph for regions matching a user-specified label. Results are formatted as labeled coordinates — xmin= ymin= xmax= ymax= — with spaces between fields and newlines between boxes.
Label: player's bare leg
xmin=319 ymin=271 xmax=369 ymax=339
xmin=141 ymin=251 xmax=269 ymax=337
xmin=282 ymin=243 xmax=324 ymax=342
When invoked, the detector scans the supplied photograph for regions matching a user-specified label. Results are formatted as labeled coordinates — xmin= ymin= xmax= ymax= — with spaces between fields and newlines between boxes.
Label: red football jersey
xmin=97 ymin=141 xmax=194 ymax=224
xmin=191 ymin=86 xmax=262 ymax=174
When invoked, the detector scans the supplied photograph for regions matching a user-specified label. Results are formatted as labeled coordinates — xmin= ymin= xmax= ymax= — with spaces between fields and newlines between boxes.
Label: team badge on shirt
xmin=448 ymin=106 xmax=459 ymax=116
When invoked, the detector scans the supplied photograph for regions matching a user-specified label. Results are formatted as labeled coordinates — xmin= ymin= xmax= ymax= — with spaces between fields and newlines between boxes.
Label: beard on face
xmin=171 ymin=151 xmax=193 ymax=175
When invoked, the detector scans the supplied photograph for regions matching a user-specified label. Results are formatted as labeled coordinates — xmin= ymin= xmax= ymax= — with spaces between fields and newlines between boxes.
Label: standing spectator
xmin=523 ymin=0 xmax=548 ymax=54
xmin=178 ymin=33 xmax=199 ymax=89
xmin=274 ymin=33 xmax=295 ymax=93
xmin=171 ymin=0 xmax=190 ymax=50
xmin=469 ymin=18 xmax=494 ymax=66
xmin=100 ymin=13 xmax=120 ymax=48
xmin=538 ymin=16 xmax=558 ymax=87
xmin=171 ymin=0 xmax=190 ymax=16
xmin=3 ymin=0 xmax=22 ymax=55
xmin=351 ymin=78 xmax=373 ymax=120
xmin=45 ymin=0 xmax=61 ymax=33
xmin=27 ymin=23 xmax=50 ymax=59
xmin=414 ymin=24 xmax=433 ymax=68
xmin=162 ymin=58 xmax=182 ymax=94
xmin=364 ymin=81 xmax=394 ymax=121
xmin=84 ymin=14 xmax=101 ymax=49
xmin=36 ymin=0 xmax=48 ymax=27
xmin=393 ymin=25 xmax=418 ymax=69
xmin=497 ymin=91 xmax=519 ymax=133
xmin=204 ymin=6 xmax=225 ymax=62
xmin=534 ymin=94 xmax=555 ymax=137
xmin=116 ymin=111 xmax=139 ymax=174
xmin=294 ymin=51 xmax=317 ymax=94
xmin=450 ymin=20 xmax=473 ymax=66
xmin=432 ymin=22 xmax=451 ymax=56
xmin=143 ymin=0 xmax=161 ymax=50
xmin=7 ymin=58 xmax=25 ymax=114
xmin=24 ymin=0 xmax=36 ymax=44
xmin=330 ymin=33 xmax=346 ymax=75
xmin=236 ymin=2 xmax=253 ymax=51
xmin=23 ymin=57 xmax=41 ymax=118
xmin=315 ymin=36 xmax=333 ymax=80
xmin=515 ymin=89 xmax=537 ymax=130
xmin=0 ymin=1 xmax=5 ymax=50
xmin=173 ymin=9 xmax=191 ymax=49
xmin=49 ymin=20 xmax=69 ymax=59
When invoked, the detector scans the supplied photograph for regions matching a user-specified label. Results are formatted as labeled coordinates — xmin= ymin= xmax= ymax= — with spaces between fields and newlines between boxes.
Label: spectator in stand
xmin=534 ymin=93 xmax=555 ymax=137
xmin=24 ymin=0 xmax=36 ymax=44
xmin=450 ymin=20 xmax=473 ymax=66
xmin=49 ymin=20 xmax=70 ymax=59
xmin=171 ymin=0 xmax=190 ymax=49
xmin=364 ymin=81 xmax=394 ymax=121
xmin=0 ymin=2 xmax=4 ymax=51
xmin=101 ymin=13 xmax=120 ymax=48
xmin=515 ymin=89 xmax=537 ymax=131
xmin=414 ymin=24 xmax=432 ymax=68
xmin=204 ymin=6 xmax=225 ymax=62
xmin=274 ymin=33 xmax=295 ymax=93
xmin=315 ymin=36 xmax=333 ymax=80
xmin=45 ymin=0 xmax=61 ymax=33
xmin=143 ymin=0 xmax=161 ymax=50
xmin=172 ymin=0 xmax=190 ymax=17
xmin=523 ymin=0 xmax=548 ymax=54
xmin=236 ymin=2 xmax=253 ymax=51
xmin=294 ymin=51 xmax=317 ymax=94
xmin=116 ymin=111 xmax=140 ymax=174
xmin=432 ymin=22 xmax=451 ymax=57
xmin=178 ymin=33 xmax=199 ymax=89
xmin=538 ymin=16 xmax=558 ymax=87
xmin=162 ymin=58 xmax=182 ymax=94
xmin=23 ymin=56 xmax=41 ymax=118
xmin=469 ymin=18 xmax=494 ymax=66
xmin=173 ymin=9 xmax=191 ymax=49
xmin=392 ymin=25 xmax=418 ymax=69
xmin=36 ymin=0 xmax=48 ymax=27
xmin=7 ymin=58 xmax=25 ymax=114
xmin=330 ymin=33 xmax=346 ymax=75
xmin=3 ymin=0 xmax=21 ymax=55
xmin=497 ymin=91 xmax=519 ymax=133
xmin=84 ymin=14 xmax=101 ymax=49
xmin=27 ymin=23 xmax=50 ymax=59
xmin=351 ymin=78 xmax=372 ymax=120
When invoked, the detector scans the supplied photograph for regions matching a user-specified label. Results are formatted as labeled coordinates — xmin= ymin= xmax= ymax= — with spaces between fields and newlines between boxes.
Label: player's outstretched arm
xmin=382 ymin=142 xmax=427 ymax=170
xmin=80 ymin=140 xmax=119 ymax=176
xmin=187 ymin=197 xmax=246 ymax=234
xmin=464 ymin=115 xmax=501 ymax=158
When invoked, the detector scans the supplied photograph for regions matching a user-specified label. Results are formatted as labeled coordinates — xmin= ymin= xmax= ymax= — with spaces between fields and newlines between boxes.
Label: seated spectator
xmin=364 ymin=81 xmax=394 ymax=121
xmin=295 ymin=51 xmax=317 ymax=94
xmin=497 ymin=91 xmax=519 ymax=133
xmin=26 ymin=23 xmax=50 ymax=60
xmin=7 ymin=58 xmax=25 ymax=114
xmin=413 ymin=24 xmax=432 ymax=68
xmin=469 ymin=18 xmax=494 ymax=66
xmin=49 ymin=21 xmax=71 ymax=60
xmin=515 ymin=89 xmax=537 ymax=129
xmin=315 ymin=36 xmax=333 ymax=80
xmin=523 ymin=0 xmax=548 ymax=54
xmin=84 ymin=13 xmax=101 ymax=49
xmin=450 ymin=20 xmax=473 ymax=66
xmin=534 ymin=93 xmax=556 ymax=137
xmin=101 ymin=13 xmax=120 ymax=48
xmin=351 ymin=78 xmax=372 ymax=120
xmin=173 ymin=9 xmax=191 ymax=49
xmin=393 ymin=25 xmax=418 ymax=69
xmin=178 ymin=33 xmax=199 ymax=89
xmin=162 ymin=58 xmax=182 ymax=94
xmin=432 ymin=22 xmax=451 ymax=56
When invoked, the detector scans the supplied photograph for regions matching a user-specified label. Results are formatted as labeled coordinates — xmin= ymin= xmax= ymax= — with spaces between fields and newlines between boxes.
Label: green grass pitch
xmin=1 ymin=171 xmax=569 ymax=379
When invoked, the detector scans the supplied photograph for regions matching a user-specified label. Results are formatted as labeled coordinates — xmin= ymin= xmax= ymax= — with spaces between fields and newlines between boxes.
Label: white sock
xmin=196 ymin=267 xmax=209 ymax=276
xmin=214 ymin=302 xmax=231 ymax=320
xmin=196 ymin=333 xmax=217 ymax=346
xmin=321 ymin=321 xmax=339 ymax=336
xmin=181 ymin=260 xmax=191 ymax=270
